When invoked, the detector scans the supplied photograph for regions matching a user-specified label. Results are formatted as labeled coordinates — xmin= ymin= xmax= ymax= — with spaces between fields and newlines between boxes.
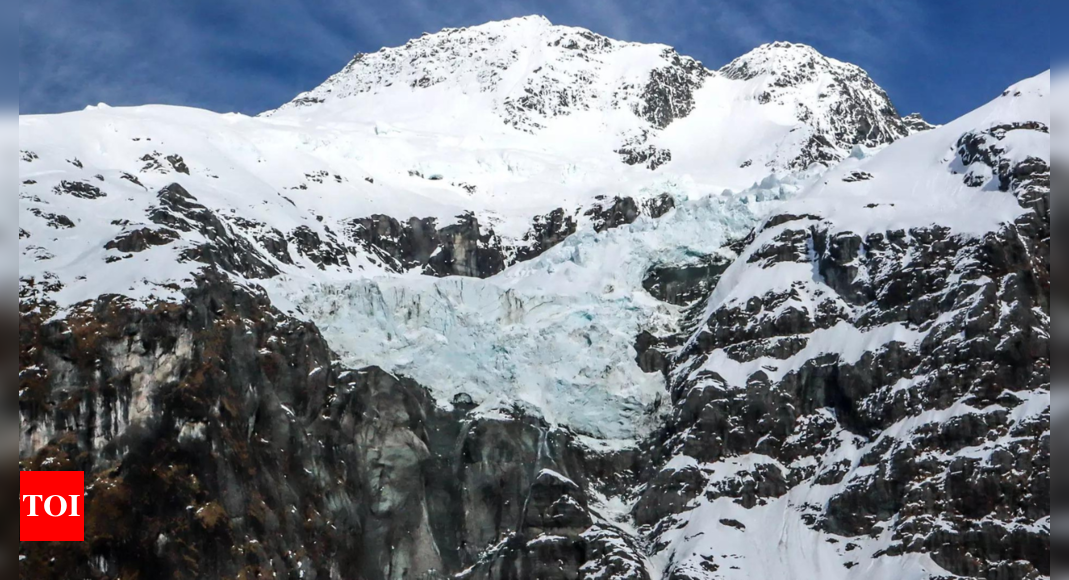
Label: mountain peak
xmin=719 ymin=41 xmax=848 ymax=81
xmin=434 ymin=14 xmax=553 ymax=37
xmin=718 ymin=40 xmax=910 ymax=160
xmin=266 ymin=16 xmax=706 ymax=131
xmin=265 ymin=21 xmax=915 ymax=172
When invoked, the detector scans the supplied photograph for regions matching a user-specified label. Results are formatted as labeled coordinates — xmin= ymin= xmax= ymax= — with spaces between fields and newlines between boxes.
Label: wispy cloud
xmin=20 ymin=0 xmax=1051 ymax=123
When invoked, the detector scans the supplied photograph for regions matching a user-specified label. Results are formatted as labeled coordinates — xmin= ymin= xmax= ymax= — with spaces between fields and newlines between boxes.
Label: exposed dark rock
xmin=228 ymin=217 xmax=294 ymax=265
xmin=344 ymin=199 xmax=661 ymax=280
xmin=121 ymin=172 xmax=146 ymax=188
xmin=516 ymin=208 xmax=577 ymax=262
xmin=149 ymin=183 xmax=280 ymax=279
xmin=140 ymin=152 xmax=166 ymax=173
xmin=643 ymin=256 xmax=730 ymax=306
xmin=902 ymin=113 xmax=935 ymax=133
xmin=105 ymin=227 xmax=181 ymax=253
xmin=425 ymin=212 xmax=506 ymax=277
xmin=29 ymin=209 xmax=76 ymax=229
xmin=843 ymin=171 xmax=873 ymax=182
xmin=643 ymin=160 xmax=1049 ymax=578
xmin=956 ymin=122 xmax=1050 ymax=192
xmin=634 ymin=330 xmax=669 ymax=375
xmin=53 ymin=180 xmax=106 ymax=200
xmin=643 ymin=193 xmax=676 ymax=219
xmin=617 ymin=143 xmax=672 ymax=170
xmin=288 ymin=225 xmax=351 ymax=271
xmin=166 ymin=154 xmax=190 ymax=174
xmin=634 ymin=50 xmax=709 ymax=129
xmin=452 ymin=393 xmax=476 ymax=407
xmin=720 ymin=519 xmax=746 ymax=531
xmin=586 ymin=196 xmax=639 ymax=233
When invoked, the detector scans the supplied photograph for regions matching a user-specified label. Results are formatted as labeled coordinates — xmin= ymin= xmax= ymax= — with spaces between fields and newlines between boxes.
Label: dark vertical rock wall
xmin=17 ymin=274 xmax=645 ymax=580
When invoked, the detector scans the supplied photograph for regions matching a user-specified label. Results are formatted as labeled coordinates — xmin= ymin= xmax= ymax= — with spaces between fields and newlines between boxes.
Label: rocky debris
xmin=148 ymin=183 xmax=280 ymax=279
xmin=288 ymin=225 xmax=351 ymax=271
xmin=165 ymin=154 xmax=190 ymax=174
xmin=842 ymin=171 xmax=874 ymax=182
xmin=68 ymin=157 xmax=84 ymax=168
xmin=52 ymin=180 xmax=106 ymax=199
xmin=121 ymin=172 xmax=146 ymax=188
xmin=616 ymin=143 xmax=672 ymax=170
xmin=21 ymin=150 xmax=39 ymax=162
xmin=105 ymin=227 xmax=181 ymax=253
xmin=19 ymin=228 xmax=31 ymax=239
xmin=29 ymin=209 xmax=76 ymax=229
xmin=139 ymin=152 xmax=166 ymax=172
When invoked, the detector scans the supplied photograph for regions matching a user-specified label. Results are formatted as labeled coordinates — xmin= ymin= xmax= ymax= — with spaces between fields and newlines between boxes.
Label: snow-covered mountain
xmin=18 ymin=16 xmax=920 ymax=439
xmin=19 ymin=16 xmax=1048 ymax=580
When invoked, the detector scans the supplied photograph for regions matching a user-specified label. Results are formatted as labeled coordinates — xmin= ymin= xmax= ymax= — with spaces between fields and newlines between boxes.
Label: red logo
xmin=20 ymin=471 xmax=85 ymax=542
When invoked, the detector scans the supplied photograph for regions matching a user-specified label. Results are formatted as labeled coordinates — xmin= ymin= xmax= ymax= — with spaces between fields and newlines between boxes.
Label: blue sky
xmin=20 ymin=0 xmax=1052 ymax=123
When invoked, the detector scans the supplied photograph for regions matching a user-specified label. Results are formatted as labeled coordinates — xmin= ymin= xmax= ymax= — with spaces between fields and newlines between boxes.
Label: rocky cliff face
xmin=345 ymin=195 xmax=672 ymax=279
xmin=18 ymin=273 xmax=645 ymax=580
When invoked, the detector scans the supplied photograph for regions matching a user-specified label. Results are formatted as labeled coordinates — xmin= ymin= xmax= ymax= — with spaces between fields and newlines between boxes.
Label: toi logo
xmin=20 ymin=471 xmax=85 ymax=542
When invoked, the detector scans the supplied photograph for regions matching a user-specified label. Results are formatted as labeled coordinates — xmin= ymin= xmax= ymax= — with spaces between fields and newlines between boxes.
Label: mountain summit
xmin=268 ymin=15 xmax=709 ymax=132
xmin=269 ymin=17 xmax=917 ymax=173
